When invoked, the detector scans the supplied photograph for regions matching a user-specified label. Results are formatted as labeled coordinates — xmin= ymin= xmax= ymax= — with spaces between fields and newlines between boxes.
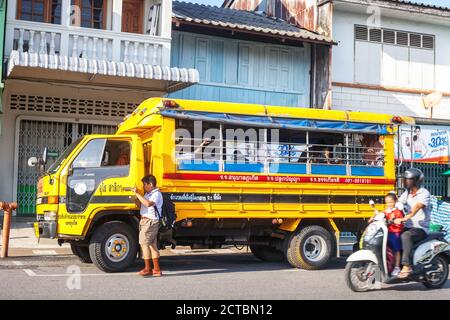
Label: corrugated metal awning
xmin=7 ymin=50 xmax=199 ymax=92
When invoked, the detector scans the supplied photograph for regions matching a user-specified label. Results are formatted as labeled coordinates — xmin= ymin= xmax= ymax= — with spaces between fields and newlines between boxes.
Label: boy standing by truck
xmin=133 ymin=175 xmax=163 ymax=277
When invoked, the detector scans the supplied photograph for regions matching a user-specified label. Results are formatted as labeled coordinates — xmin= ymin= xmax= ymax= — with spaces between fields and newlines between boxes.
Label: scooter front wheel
xmin=345 ymin=261 xmax=377 ymax=292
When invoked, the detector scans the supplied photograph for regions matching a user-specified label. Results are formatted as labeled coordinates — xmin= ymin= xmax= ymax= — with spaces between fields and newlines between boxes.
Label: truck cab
xmin=34 ymin=134 xmax=144 ymax=272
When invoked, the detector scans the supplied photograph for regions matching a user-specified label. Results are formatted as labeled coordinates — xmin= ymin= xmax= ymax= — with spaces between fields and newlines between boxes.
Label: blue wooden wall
xmin=169 ymin=31 xmax=311 ymax=107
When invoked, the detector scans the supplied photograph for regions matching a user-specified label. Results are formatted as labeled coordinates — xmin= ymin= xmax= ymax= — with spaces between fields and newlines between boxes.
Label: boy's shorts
xmin=388 ymin=232 xmax=402 ymax=252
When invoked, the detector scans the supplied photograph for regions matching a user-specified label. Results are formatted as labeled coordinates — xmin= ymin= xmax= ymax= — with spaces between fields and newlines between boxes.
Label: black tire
xmin=286 ymin=225 xmax=335 ymax=270
xmin=423 ymin=255 xmax=449 ymax=289
xmin=70 ymin=243 xmax=92 ymax=263
xmin=250 ymin=244 xmax=285 ymax=262
xmin=345 ymin=261 xmax=374 ymax=292
xmin=283 ymin=233 xmax=296 ymax=266
xmin=89 ymin=221 xmax=138 ymax=273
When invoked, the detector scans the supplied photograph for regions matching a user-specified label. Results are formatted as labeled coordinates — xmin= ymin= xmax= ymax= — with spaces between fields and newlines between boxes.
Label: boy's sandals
xmin=137 ymin=269 xmax=153 ymax=277
xmin=152 ymin=270 xmax=162 ymax=277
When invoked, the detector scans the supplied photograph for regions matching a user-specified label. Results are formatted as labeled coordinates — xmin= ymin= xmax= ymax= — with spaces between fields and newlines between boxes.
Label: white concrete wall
xmin=332 ymin=8 xmax=450 ymax=119
xmin=332 ymin=85 xmax=450 ymax=118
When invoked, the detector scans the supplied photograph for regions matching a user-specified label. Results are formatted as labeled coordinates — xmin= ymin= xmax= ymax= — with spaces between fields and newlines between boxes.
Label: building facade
xmin=170 ymin=1 xmax=334 ymax=109
xmin=332 ymin=0 xmax=450 ymax=120
xmin=331 ymin=0 xmax=450 ymax=196
xmin=1 ymin=0 xmax=198 ymax=215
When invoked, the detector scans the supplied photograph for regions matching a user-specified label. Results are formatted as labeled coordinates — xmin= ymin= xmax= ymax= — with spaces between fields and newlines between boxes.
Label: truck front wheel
xmin=249 ymin=244 xmax=285 ymax=262
xmin=286 ymin=225 xmax=335 ymax=270
xmin=70 ymin=243 xmax=92 ymax=263
xmin=89 ymin=221 xmax=138 ymax=273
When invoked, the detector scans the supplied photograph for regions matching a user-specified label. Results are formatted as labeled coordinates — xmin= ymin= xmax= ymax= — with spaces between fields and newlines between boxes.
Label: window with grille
xmin=71 ymin=0 xmax=106 ymax=29
xmin=382 ymin=30 xmax=395 ymax=45
xmin=354 ymin=25 xmax=435 ymax=50
xmin=369 ymin=28 xmax=382 ymax=43
xmin=9 ymin=94 xmax=138 ymax=118
xmin=354 ymin=25 xmax=436 ymax=90
xmin=355 ymin=25 xmax=368 ymax=41
xmin=396 ymin=32 xmax=409 ymax=46
xmin=17 ymin=0 xmax=62 ymax=24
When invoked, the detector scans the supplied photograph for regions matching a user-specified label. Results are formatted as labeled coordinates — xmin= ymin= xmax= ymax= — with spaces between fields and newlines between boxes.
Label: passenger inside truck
xmin=353 ymin=134 xmax=384 ymax=166
xmin=307 ymin=132 xmax=344 ymax=165
xmin=102 ymin=141 xmax=131 ymax=166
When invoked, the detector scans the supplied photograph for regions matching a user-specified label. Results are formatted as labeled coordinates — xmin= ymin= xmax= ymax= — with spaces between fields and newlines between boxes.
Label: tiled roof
xmin=337 ymin=0 xmax=450 ymax=13
xmin=172 ymin=1 xmax=334 ymax=45
xmin=384 ymin=0 xmax=450 ymax=11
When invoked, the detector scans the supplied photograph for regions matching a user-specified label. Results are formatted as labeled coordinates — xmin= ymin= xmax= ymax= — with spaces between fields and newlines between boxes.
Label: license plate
xmin=34 ymin=222 xmax=41 ymax=238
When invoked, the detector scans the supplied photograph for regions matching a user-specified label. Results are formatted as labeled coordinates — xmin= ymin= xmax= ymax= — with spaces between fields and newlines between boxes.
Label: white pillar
xmin=7 ymin=0 xmax=18 ymax=20
xmin=59 ymin=0 xmax=71 ymax=57
xmin=112 ymin=0 xmax=123 ymax=32
xmin=5 ymin=0 xmax=19 ymax=59
xmin=61 ymin=0 xmax=71 ymax=27
xmin=111 ymin=0 xmax=123 ymax=61
xmin=159 ymin=0 xmax=172 ymax=39
xmin=158 ymin=0 xmax=172 ymax=67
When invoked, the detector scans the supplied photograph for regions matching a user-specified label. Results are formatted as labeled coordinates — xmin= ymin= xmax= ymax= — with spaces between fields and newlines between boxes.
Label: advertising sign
xmin=396 ymin=125 xmax=450 ymax=164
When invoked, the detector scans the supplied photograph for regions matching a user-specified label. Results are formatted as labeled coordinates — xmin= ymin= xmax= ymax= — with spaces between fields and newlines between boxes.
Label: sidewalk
xmin=0 ymin=216 xmax=70 ymax=251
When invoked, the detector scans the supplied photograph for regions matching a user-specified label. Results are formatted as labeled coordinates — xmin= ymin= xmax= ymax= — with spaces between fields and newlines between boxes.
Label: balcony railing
xmin=5 ymin=19 xmax=171 ymax=67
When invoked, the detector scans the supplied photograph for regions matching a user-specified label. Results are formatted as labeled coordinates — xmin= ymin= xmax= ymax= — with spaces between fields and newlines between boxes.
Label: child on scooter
xmin=369 ymin=193 xmax=405 ymax=276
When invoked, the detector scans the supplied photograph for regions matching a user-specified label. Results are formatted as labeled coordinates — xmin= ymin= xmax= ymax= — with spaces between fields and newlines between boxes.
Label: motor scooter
xmin=345 ymin=203 xmax=450 ymax=292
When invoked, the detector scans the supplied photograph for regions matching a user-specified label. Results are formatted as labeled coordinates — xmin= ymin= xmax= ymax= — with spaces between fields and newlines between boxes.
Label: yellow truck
xmin=30 ymin=98 xmax=413 ymax=272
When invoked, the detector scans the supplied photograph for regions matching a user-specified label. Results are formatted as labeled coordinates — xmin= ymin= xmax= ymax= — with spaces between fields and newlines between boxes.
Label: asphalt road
xmin=0 ymin=249 xmax=449 ymax=300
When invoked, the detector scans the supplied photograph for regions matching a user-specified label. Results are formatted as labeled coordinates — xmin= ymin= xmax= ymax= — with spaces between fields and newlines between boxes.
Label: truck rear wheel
xmin=250 ymin=244 xmax=285 ymax=262
xmin=286 ymin=225 xmax=334 ymax=270
xmin=89 ymin=221 xmax=138 ymax=273
xmin=70 ymin=243 xmax=92 ymax=263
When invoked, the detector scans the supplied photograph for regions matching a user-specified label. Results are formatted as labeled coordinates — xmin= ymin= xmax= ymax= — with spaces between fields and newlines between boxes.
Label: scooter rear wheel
xmin=422 ymin=255 xmax=449 ymax=289
xmin=345 ymin=261 xmax=376 ymax=292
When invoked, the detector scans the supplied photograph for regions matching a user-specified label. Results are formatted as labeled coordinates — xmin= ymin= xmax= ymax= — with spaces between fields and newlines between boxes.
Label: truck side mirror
xmin=27 ymin=157 xmax=38 ymax=167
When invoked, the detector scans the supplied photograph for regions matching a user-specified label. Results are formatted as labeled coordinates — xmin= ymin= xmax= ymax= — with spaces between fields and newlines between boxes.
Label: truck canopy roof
xmin=116 ymin=98 xmax=416 ymax=135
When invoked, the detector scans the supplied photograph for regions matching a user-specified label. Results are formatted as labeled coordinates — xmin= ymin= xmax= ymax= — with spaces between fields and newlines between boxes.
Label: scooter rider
xmin=396 ymin=168 xmax=432 ymax=279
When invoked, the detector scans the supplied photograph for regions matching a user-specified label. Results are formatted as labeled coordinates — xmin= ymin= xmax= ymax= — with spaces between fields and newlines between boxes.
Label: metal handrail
xmin=175 ymin=138 xmax=385 ymax=168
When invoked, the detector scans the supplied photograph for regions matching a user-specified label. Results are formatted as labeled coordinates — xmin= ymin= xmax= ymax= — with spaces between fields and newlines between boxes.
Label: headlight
xmin=44 ymin=211 xmax=58 ymax=221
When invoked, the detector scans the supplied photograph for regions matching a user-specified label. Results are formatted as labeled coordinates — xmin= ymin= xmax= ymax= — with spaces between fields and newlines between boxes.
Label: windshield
xmin=46 ymin=138 xmax=83 ymax=174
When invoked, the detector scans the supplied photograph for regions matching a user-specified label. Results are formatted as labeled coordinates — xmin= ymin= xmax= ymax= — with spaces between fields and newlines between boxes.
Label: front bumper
xmin=34 ymin=221 xmax=57 ymax=239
